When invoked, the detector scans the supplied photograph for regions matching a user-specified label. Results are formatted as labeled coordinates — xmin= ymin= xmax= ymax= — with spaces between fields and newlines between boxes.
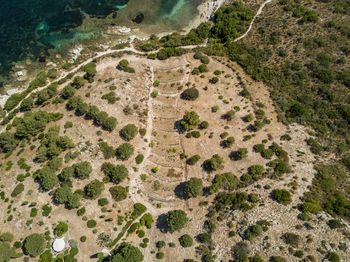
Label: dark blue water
xmin=0 ymin=0 xmax=201 ymax=80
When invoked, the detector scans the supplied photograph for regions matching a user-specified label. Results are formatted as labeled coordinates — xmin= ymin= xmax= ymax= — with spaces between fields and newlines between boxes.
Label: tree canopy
xmin=23 ymin=233 xmax=45 ymax=257
xmin=84 ymin=179 xmax=105 ymax=199
xmin=184 ymin=178 xmax=203 ymax=198
xmin=109 ymin=242 xmax=143 ymax=262
xmin=166 ymin=210 xmax=188 ymax=232
xmin=181 ymin=111 xmax=200 ymax=130
xmin=120 ymin=124 xmax=138 ymax=141
xmin=101 ymin=162 xmax=128 ymax=184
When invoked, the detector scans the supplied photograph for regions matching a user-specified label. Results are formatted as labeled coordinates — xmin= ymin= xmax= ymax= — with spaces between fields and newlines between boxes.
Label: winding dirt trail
xmin=233 ymin=0 xmax=272 ymax=42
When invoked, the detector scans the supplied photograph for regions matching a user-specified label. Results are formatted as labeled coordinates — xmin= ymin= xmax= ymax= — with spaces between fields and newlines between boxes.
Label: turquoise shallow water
xmin=0 ymin=0 xmax=202 ymax=81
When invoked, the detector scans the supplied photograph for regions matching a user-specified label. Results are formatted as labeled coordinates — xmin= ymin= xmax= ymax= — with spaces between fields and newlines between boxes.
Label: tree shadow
xmin=156 ymin=213 xmax=169 ymax=233
xmin=174 ymin=182 xmax=186 ymax=199
xmin=174 ymin=120 xmax=185 ymax=134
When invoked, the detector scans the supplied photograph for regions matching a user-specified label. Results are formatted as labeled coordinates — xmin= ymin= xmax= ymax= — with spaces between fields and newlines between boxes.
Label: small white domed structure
xmin=52 ymin=238 xmax=65 ymax=253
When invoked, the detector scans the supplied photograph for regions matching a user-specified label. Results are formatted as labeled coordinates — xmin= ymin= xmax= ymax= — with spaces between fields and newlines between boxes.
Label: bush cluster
xmin=66 ymin=96 xmax=117 ymax=132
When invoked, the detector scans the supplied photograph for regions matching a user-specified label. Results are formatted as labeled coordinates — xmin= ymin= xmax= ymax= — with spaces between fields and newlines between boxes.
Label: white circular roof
xmin=52 ymin=238 xmax=65 ymax=252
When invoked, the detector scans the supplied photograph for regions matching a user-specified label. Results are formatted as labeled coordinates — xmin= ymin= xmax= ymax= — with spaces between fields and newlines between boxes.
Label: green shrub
xmin=37 ymin=166 xmax=59 ymax=191
xmin=151 ymin=90 xmax=158 ymax=98
xmin=116 ymin=143 xmax=134 ymax=160
xmin=156 ymin=241 xmax=166 ymax=248
xmin=118 ymin=59 xmax=135 ymax=73
xmin=61 ymin=85 xmax=76 ymax=99
xmin=327 ymin=219 xmax=345 ymax=229
xmin=83 ymin=63 xmax=97 ymax=82
xmin=253 ymin=144 xmax=265 ymax=153
xmin=120 ymin=124 xmax=138 ymax=141
xmin=200 ymin=56 xmax=210 ymax=64
xmin=245 ymin=224 xmax=263 ymax=241
xmin=98 ymin=198 xmax=109 ymax=206
xmin=73 ymin=161 xmax=92 ymax=180
xmin=224 ymin=136 xmax=235 ymax=147
xmin=231 ymin=148 xmax=248 ymax=160
xmin=54 ymin=186 xmax=73 ymax=204
xmin=0 ymin=232 xmax=14 ymax=242
xmin=135 ymin=154 xmax=144 ymax=164
xmin=131 ymin=203 xmax=147 ymax=219
xmin=20 ymin=97 xmax=34 ymax=111
xmin=179 ymin=234 xmax=193 ymax=247
xmin=248 ymin=193 xmax=259 ymax=203
xmin=109 ymin=186 xmax=128 ymax=201
xmin=29 ymin=71 xmax=47 ymax=88
xmin=87 ymin=220 xmax=97 ymax=228
xmin=101 ymin=162 xmax=128 ymax=184
xmin=101 ymin=92 xmax=117 ymax=104
xmin=42 ymin=204 xmax=52 ymax=217
xmin=80 ymin=236 xmax=86 ymax=242
xmin=224 ymin=110 xmax=235 ymax=121
xmin=139 ymin=128 xmax=146 ymax=137
xmin=30 ymin=208 xmax=38 ymax=217
xmin=181 ymin=87 xmax=199 ymax=101
xmin=140 ymin=213 xmax=154 ymax=229
xmin=55 ymin=222 xmax=68 ymax=237
xmin=77 ymin=207 xmax=86 ymax=216
xmin=209 ymin=77 xmax=219 ymax=84
xmin=281 ymin=232 xmax=300 ymax=247
xmin=0 ymin=132 xmax=19 ymax=153
xmin=187 ymin=155 xmax=200 ymax=165
xmin=47 ymin=157 xmax=63 ymax=171
xmin=11 ymin=183 xmax=24 ymax=197
xmin=84 ymin=180 xmax=104 ymax=199
xmin=98 ymin=141 xmax=116 ymax=159
xmin=203 ymin=154 xmax=224 ymax=172
xmin=199 ymin=121 xmax=209 ymax=129
xmin=326 ymin=252 xmax=340 ymax=262
xmin=156 ymin=252 xmax=164 ymax=259
xmin=181 ymin=111 xmax=200 ymax=130
xmin=23 ymin=233 xmax=45 ymax=257
xmin=248 ymin=165 xmax=264 ymax=176
xmin=166 ymin=210 xmax=188 ymax=232
xmin=261 ymin=149 xmax=274 ymax=159
xmin=270 ymin=256 xmax=286 ymax=262
xmin=209 ymin=172 xmax=240 ymax=194
xmin=272 ymin=189 xmax=292 ymax=205
xmin=184 ymin=178 xmax=203 ymax=198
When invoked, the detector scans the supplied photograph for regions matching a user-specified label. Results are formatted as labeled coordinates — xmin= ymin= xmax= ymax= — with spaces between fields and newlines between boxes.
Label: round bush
xmin=87 ymin=220 xmax=97 ymax=228
xmin=272 ymin=189 xmax=292 ymax=205
xmin=166 ymin=210 xmax=188 ymax=232
xmin=80 ymin=236 xmax=86 ymax=242
xmin=23 ymin=234 xmax=45 ymax=257
xmin=181 ymin=87 xmax=199 ymax=101
xmin=116 ymin=143 xmax=134 ymax=160
xmin=54 ymin=222 xmax=68 ymax=237
xmin=184 ymin=178 xmax=203 ymax=198
xmin=179 ymin=234 xmax=193 ymax=247
xmin=120 ymin=124 xmax=138 ymax=141
xmin=156 ymin=252 xmax=164 ymax=259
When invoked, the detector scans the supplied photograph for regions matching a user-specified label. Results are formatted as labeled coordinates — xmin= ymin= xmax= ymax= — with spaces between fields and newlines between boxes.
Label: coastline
xmin=181 ymin=0 xmax=226 ymax=34
xmin=0 ymin=0 xmax=227 ymax=108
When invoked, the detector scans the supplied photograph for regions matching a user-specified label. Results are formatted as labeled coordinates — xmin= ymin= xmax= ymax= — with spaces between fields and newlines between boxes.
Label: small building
xmin=52 ymin=238 xmax=66 ymax=253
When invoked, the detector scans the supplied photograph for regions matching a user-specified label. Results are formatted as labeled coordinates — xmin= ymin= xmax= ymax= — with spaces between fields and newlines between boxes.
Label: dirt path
xmin=233 ymin=0 xmax=273 ymax=42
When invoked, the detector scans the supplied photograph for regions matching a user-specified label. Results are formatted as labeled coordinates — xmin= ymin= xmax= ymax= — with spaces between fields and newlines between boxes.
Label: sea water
xmin=0 ymin=0 xmax=203 ymax=80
